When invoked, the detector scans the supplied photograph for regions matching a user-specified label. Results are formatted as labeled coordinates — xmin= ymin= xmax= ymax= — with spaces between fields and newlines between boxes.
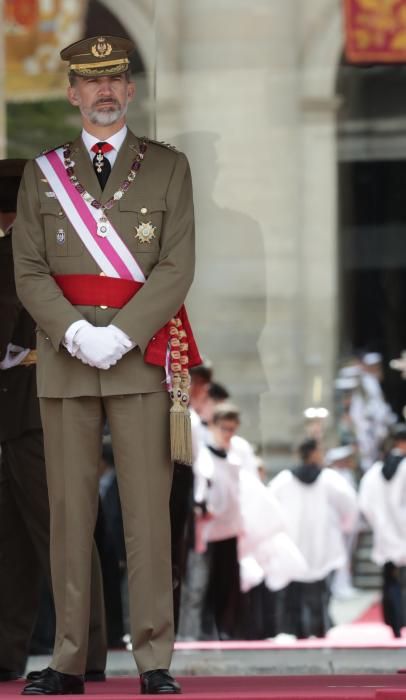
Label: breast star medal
xmin=134 ymin=221 xmax=156 ymax=244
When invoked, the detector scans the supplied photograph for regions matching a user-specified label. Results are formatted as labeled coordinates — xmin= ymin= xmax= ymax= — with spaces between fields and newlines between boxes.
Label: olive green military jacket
xmin=0 ymin=233 xmax=41 ymax=440
xmin=12 ymin=129 xmax=195 ymax=398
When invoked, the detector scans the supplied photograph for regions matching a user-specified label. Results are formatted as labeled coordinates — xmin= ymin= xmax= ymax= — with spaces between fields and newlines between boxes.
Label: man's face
xmin=67 ymin=74 xmax=135 ymax=127
xmin=364 ymin=362 xmax=383 ymax=381
xmin=211 ymin=419 xmax=239 ymax=451
xmin=312 ymin=446 xmax=324 ymax=465
xmin=189 ymin=381 xmax=209 ymax=415
xmin=395 ymin=439 xmax=406 ymax=455
xmin=199 ymin=396 xmax=217 ymax=424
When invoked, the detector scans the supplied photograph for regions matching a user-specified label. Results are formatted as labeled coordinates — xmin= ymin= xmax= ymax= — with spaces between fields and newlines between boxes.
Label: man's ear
xmin=127 ymin=81 xmax=136 ymax=102
xmin=67 ymin=85 xmax=80 ymax=106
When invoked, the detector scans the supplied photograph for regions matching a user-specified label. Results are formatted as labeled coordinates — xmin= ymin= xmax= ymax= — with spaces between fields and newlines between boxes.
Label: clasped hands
xmin=71 ymin=322 xmax=134 ymax=370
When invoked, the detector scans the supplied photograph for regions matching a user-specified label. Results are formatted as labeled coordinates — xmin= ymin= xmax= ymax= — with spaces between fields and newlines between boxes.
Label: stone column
xmin=153 ymin=0 xmax=341 ymax=464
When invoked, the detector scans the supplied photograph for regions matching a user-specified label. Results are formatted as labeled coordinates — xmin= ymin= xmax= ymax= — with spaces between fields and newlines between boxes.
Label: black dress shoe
xmin=84 ymin=670 xmax=105 ymax=682
xmin=0 ymin=669 xmax=22 ymax=681
xmin=27 ymin=669 xmax=105 ymax=683
xmin=140 ymin=669 xmax=181 ymax=694
xmin=22 ymin=667 xmax=84 ymax=695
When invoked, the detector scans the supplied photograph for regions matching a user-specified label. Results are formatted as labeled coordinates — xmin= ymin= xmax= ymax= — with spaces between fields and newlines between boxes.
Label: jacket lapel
xmin=70 ymin=135 xmax=102 ymax=199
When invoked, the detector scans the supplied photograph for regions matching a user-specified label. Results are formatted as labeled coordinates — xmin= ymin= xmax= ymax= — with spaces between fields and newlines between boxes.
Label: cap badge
xmin=91 ymin=38 xmax=113 ymax=58
xmin=134 ymin=221 xmax=156 ymax=244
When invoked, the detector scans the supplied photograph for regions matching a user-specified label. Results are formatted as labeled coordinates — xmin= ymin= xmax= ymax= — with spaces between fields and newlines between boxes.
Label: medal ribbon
xmin=35 ymin=149 xmax=146 ymax=283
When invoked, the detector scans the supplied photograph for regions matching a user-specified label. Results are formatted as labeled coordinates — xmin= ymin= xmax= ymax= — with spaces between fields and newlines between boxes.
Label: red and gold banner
xmin=344 ymin=0 xmax=406 ymax=63
xmin=4 ymin=0 xmax=87 ymax=101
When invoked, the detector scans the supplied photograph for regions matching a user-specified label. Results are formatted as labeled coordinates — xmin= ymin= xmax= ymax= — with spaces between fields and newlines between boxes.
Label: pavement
xmin=24 ymin=590 xmax=406 ymax=677
xmin=24 ymin=645 xmax=406 ymax=677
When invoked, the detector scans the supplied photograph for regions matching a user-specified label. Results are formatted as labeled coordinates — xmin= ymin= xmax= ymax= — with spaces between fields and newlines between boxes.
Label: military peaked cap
xmin=60 ymin=35 xmax=135 ymax=77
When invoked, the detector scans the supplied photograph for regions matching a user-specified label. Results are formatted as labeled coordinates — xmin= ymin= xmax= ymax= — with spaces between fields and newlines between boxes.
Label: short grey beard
xmin=82 ymin=103 xmax=128 ymax=126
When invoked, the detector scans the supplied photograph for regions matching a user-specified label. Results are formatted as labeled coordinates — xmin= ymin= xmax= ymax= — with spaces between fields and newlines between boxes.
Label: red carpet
xmin=2 ymin=676 xmax=406 ymax=699
xmin=354 ymin=603 xmax=384 ymax=624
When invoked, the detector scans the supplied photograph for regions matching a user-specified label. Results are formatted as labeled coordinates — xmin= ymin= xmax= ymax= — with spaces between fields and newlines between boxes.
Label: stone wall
xmin=93 ymin=0 xmax=343 ymax=464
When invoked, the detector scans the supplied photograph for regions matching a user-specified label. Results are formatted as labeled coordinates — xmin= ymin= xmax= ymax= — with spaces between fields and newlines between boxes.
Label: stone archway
xmin=97 ymin=0 xmax=156 ymax=74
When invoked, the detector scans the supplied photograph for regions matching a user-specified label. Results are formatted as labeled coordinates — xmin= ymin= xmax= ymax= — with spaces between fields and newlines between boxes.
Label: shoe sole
xmin=22 ymin=690 xmax=84 ymax=695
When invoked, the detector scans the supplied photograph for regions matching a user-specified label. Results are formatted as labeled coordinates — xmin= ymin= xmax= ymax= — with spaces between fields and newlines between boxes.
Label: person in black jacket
xmin=0 ymin=159 xmax=107 ymax=681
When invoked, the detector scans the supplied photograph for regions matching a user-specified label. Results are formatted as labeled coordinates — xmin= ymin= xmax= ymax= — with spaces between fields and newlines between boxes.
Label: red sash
xmin=54 ymin=274 xmax=202 ymax=369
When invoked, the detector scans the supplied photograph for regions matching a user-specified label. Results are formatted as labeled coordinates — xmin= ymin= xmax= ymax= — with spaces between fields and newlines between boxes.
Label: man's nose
xmin=97 ymin=80 xmax=114 ymax=95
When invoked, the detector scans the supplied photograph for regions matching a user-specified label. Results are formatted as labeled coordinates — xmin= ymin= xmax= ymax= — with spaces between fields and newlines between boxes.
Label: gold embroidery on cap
xmin=91 ymin=37 xmax=113 ymax=58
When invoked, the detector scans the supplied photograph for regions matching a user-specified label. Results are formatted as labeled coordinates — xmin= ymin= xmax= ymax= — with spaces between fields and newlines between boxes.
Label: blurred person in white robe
xmin=337 ymin=364 xmax=374 ymax=472
xmin=176 ymin=362 xmax=214 ymax=639
xmin=268 ymin=438 xmax=358 ymax=638
xmin=359 ymin=424 xmax=406 ymax=638
xmin=194 ymin=402 xmax=244 ymax=639
xmin=357 ymin=353 xmax=396 ymax=470
xmin=326 ymin=445 xmax=360 ymax=599
xmin=195 ymin=403 xmax=307 ymax=639
xmin=189 ymin=362 xmax=214 ymax=460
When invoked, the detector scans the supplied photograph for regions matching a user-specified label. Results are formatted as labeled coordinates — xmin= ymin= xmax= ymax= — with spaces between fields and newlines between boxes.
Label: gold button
xmin=140 ymin=207 xmax=148 ymax=214
xmin=58 ymin=211 xmax=64 ymax=217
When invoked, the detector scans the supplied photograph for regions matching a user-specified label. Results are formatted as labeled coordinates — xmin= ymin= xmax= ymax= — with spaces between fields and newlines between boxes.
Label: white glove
xmin=0 ymin=343 xmax=31 ymax=370
xmin=109 ymin=324 xmax=136 ymax=358
xmin=72 ymin=323 xmax=133 ymax=370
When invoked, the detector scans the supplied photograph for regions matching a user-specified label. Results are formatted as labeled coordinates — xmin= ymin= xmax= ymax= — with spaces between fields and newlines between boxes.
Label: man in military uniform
xmin=13 ymin=35 xmax=195 ymax=695
xmin=0 ymin=160 xmax=107 ymax=682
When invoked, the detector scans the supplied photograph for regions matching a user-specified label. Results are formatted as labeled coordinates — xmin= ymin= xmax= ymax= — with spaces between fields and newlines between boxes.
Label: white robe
xmin=194 ymin=446 xmax=243 ymax=544
xmin=194 ymin=444 xmax=307 ymax=591
xmin=229 ymin=435 xmax=259 ymax=476
xmin=268 ymin=468 xmax=358 ymax=582
xmin=238 ymin=469 xmax=307 ymax=592
xmin=359 ymin=457 xmax=406 ymax=566
xmin=190 ymin=407 xmax=205 ymax=464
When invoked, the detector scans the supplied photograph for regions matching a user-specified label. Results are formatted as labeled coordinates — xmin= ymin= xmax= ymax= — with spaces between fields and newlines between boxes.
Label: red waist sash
xmin=54 ymin=274 xmax=202 ymax=369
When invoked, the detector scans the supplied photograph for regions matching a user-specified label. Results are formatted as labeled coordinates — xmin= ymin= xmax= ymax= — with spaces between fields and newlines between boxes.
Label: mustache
xmin=94 ymin=98 xmax=120 ymax=108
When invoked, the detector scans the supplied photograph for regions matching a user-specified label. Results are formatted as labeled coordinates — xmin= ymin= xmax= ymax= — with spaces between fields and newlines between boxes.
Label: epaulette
xmin=146 ymin=138 xmax=178 ymax=152
xmin=38 ymin=142 xmax=70 ymax=157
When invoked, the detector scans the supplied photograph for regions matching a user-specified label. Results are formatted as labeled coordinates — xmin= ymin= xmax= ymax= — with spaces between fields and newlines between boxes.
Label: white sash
xmin=36 ymin=148 xmax=145 ymax=283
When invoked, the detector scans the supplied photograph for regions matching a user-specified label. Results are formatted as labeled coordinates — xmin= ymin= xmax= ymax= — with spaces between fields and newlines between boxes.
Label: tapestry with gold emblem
xmin=344 ymin=0 xmax=406 ymax=63
xmin=5 ymin=0 xmax=87 ymax=100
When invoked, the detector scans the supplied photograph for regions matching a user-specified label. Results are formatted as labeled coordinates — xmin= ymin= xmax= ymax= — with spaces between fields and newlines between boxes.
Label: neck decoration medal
xmin=62 ymin=139 xmax=148 ymax=238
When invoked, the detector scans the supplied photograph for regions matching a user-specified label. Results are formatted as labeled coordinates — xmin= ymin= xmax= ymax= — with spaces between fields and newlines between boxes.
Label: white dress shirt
xmin=81 ymin=124 xmax=127 ymax=168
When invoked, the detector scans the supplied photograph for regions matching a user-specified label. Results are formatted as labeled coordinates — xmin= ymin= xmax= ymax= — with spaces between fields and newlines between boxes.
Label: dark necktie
xmin=91 ymin=141 xmax=113 ymax=190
